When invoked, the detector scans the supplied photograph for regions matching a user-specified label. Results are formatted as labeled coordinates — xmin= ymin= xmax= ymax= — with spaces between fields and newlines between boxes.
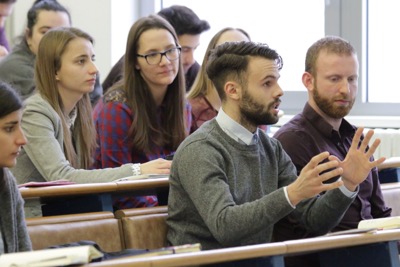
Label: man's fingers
xmin=317 ymin=166 xmax=343 ymax=183
xmin=365 ymin=138 xmax=381 ymax=158
xmin=351 ymin=127 xmax=364 ymax=148
xmin=304 ymin=151 xmax=330 ymax=170
xmin=320 ymin=179 xmax=343 ymax=192
xmin=358 ymin=128 xmax=374 ymax=152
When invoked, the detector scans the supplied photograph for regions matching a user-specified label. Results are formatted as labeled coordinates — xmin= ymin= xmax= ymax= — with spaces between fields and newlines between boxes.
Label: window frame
xmin=149 ymin=0 xmax=399 ymax=117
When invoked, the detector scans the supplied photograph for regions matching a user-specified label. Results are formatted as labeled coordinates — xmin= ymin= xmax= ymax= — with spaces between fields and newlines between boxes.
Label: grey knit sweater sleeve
xmin=167 ymin=120 xmax=355 ymax=250
xmin=11 ymin=94 xmax=133 ymax=184
xmin=0 ymin=168 xmax=32 ymax=253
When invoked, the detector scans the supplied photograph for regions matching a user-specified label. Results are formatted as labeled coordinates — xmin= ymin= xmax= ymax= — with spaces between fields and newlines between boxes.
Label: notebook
xmin=358 ymin=216 xmax=400 ymax=230
xmin=0 ymin=245 xmax=103 ymax=267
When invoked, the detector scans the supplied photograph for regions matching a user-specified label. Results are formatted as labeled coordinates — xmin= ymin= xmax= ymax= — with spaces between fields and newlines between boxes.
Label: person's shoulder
xmin=24 ymin=94 xmax=55 ymax=117
xmin=188 ymin=94 xmax=207 ymax=111
xmin=2 ymin=168 xmax=18 ymax=189
xmin=0 ymin=42 xmax=34 ymax=64
xmin=181 ymin=120 xmax=218 ymax=145
xmin=274 ymin=113 xmax=310 ymax=138
xmin=174 ymin=121 xmax=221 ymax=164
xmin=99 ymin=90 xmax=131 ymax=117
xmin=188 ymin=61 xmax=200 ymax=73
xmin=259 ymin=130 xmax=282 ymax=147
xmin=0 ymin=51 xmax=25 ymax=70
xmin=103 ymin=87 xmax=127 ymax=104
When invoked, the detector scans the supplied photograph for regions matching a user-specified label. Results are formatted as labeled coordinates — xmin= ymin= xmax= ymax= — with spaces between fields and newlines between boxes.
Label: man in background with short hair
xmin=273 ymin=36 xmax=391 ymax=267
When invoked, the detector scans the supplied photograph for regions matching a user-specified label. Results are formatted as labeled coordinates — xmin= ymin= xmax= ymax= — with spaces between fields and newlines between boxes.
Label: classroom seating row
xmin=381 ymin=181 xmax=400 ymax=216
xmin=26 ymin=206 xmax=168 ymax=252
xmin=25 ymin=182 xmax=400 ymax=266
xmin=24 ymin=179 xmax=400 ymax=251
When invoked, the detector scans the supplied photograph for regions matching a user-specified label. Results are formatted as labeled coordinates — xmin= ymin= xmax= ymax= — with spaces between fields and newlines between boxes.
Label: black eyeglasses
xmin=137 ymin=47 xmax=181 ymax=65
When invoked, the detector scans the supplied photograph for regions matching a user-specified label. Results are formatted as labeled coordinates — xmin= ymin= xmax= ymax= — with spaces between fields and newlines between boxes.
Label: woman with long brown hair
xmin=93 ymin=15 xmax=191 ymax=208
xmin=12 ymin=27 xmax=170 ymax=188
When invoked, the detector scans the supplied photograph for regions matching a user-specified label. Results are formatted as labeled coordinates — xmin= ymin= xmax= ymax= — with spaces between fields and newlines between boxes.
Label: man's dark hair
xmin=158 ymin=5 xmax=210 ymax=35
xmin=206 ymin=41 xmax=283 ymax=101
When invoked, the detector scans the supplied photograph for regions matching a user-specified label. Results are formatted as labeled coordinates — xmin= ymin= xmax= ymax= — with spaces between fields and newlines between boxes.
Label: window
xmin=364 ymin=0 xmax=400 ymax=104
xmin=161 ymin=0 xmax=324 ymax=96
xmin=157 ymin=0 xmax=400 ymax=118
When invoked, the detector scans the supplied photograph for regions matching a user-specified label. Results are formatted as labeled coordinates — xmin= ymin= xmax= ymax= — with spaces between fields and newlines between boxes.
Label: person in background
xmin=0 ymin=0 xmax=102 ymax=105
xmin=0 ymin=81 xmax=32 ymax=254
xmin=187 ymin=27 xmax=250 ymax=132
xmin=166 ymin=41 xmax=384 ymax=266
xmin=92 ymin=15 xmax=191 ymax=209
xmin=11 ymin=27 xmax=170 ymax=189
xmin=0 ymin=0 xmax=16 ymax=59
xmin=273 ymin=36 xmax=391 ymax=267
xmin=102 ymin=5 xmax=210 ymax=93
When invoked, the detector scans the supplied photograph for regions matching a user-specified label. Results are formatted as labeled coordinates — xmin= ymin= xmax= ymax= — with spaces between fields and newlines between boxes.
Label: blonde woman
xmin=187 ymin=28 xmax=250 ymax=132
xmin=11 ymin=27 xmax=170 ymax=186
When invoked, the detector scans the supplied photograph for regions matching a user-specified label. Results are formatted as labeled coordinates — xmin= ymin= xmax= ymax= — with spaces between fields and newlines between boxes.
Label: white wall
xmin=8 ymin=0 xmax=149 ymax=83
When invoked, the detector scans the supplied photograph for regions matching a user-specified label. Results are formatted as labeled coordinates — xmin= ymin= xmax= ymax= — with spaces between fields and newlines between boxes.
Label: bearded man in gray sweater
xmin=166 ymin=41 xmax=383 ymax=262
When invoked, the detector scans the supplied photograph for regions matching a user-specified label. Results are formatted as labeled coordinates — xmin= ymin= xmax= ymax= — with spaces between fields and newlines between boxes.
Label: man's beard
xmin=239 ymin=89 xmax=280 ymax=126
xmin=313 ymin=86 xmax=354 ymax=119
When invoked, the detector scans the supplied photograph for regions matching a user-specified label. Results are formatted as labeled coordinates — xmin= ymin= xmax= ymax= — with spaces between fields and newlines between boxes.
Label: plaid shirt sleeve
xmin=94 ymin=101 xmax=133 ymax=168
xmin=94 ymin=101 xmax=158 ymax=209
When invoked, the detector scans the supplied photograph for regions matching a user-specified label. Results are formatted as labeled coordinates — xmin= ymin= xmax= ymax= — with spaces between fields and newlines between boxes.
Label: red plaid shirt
xmin=93 ymin=97 xmax=192 ymax=209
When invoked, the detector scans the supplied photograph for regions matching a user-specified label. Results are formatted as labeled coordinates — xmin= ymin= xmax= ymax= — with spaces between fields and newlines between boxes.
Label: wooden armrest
xmin=378 ymin=157 xmax=400 ymax=171
xmin=114 ymin=206 xmax=168 ymax=219
xmin=26 ymin=211 xmax=114 ymax=226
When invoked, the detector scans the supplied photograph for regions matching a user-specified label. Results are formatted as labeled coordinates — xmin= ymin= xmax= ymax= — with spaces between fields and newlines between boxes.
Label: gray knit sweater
xmin=0 ymin=40 xmax=36 ymax=100
xmin=167 ymin=119 xmax=354 ymax=250
xmin=0 ymin=168 xmax=32 ymax=253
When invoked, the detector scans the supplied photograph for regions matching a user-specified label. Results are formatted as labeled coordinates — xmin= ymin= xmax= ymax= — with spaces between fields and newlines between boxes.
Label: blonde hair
xmin=187 ymin=27 xmax=250 ymax=100
xmin=34 ymin=27 xmax=96 ymax=169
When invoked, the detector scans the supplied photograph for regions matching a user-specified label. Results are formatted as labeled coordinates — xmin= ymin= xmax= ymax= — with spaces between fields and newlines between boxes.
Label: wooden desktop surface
xmin=81 ymin=228 xmax=400 ymax=267
xmin=284 ymin=228 xmax=400 ymax=254
xmin=82 ymin=242 xmax=287 ymax=267
xmin=19 ymin=178 xmax=169 ymax=199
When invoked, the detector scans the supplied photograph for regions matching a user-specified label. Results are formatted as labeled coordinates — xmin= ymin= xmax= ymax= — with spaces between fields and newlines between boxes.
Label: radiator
xmin=365 ymin=128 xmax=400 ymax=159
xmin=269 ymin=126 xmax=400 ymax=159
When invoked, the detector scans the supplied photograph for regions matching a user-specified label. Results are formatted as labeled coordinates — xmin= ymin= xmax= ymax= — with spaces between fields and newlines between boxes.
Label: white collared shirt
xmin=215 ymin=108 xmax=258 ymax=145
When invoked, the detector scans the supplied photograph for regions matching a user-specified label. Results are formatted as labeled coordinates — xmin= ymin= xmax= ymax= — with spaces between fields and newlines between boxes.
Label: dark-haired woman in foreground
xmin=0 ymin=81 xmax=32 ymax=254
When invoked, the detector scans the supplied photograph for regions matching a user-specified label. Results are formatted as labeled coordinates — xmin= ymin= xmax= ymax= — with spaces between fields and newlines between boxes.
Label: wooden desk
xmin=82 ymin=242 xmax=287 ymax=267
xmin=20 ymin=178 xmax=169 ymax=217
xmin=80 ymin=229 xmax=400 ymax=267
xmin=284 ymin=228 xmax=400 ymax=267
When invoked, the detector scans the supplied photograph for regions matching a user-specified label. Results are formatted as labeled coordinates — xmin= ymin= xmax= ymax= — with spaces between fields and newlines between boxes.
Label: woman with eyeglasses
xmin=93 ymin=15 xmax=191 ymax=209
xmin=11 ymin=27 xmax=173 ymax=217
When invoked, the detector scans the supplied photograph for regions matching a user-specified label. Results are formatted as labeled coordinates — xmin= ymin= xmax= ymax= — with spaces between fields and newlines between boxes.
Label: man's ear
xmin=302 ymin=72 xmax=315 ymax=92
xmin=224 ymin=81 xmax=240 ymax=101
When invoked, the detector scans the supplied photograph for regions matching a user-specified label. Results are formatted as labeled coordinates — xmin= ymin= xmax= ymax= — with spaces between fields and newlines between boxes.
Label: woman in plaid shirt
xmin=93 ymin=15 xmax=192 ymax=209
